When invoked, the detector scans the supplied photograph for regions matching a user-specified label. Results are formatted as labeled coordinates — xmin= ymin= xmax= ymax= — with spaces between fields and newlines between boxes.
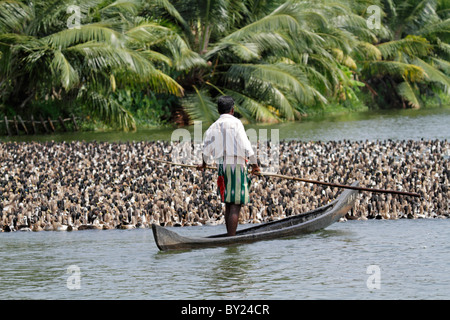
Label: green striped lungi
xmin=217 ymin=163 xmax=251 ymax=204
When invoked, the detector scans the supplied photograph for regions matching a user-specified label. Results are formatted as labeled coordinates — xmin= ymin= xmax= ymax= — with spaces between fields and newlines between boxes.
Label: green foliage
xmin=358 ymin=0 xmax=450 ymax=109
xmin=113 ymin=89 xmax=174 ymax=126
xmin=0 ymin=0 xmax=185 ymax=130
xmin=153 ymin=0 xmax=449 ymax=123
xmin=0 ymin=0 xmax=448 ymax=130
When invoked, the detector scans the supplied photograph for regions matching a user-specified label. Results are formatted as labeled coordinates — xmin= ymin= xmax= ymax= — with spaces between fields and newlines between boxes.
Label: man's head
xmin=218 ymin=96 xmax=235 ymax=114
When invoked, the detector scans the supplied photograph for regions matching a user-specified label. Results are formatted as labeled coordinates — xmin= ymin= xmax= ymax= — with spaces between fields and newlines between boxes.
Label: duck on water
xmin=0 ymin=139 xmax=448 ymax=232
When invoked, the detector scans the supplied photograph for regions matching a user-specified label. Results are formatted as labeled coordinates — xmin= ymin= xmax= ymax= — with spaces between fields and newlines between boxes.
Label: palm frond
xmin=402 ymin=0 xmax=441 ymax=29
xmin=181 ymin=86 xmax=219 ymax=123
xmin=206 ymin=31 xmax=290 ymax=62
xmin=353 ymin=41 xmax=382 ymax=61
xmin=413 ymin=57 xmax=450 ymax=87
xmin=151 ymin=0 xmax=191 ymax=35
xmin=0 ymin=0 xmax=30 ymax=32
xmin=362 ymin=60 xmax=426 ymax=82
xmin=228 ymin=63 xmax=313 ymax=104
xmin=67 ymin=41 xmax=183 ymax=95
xmin=331 ymin=48 xmax=357 ymax=70
xmin=211 ymin=40 xmax=261 ymax=61
xmin=225 ymin=89 xmax=280 ymax=123
xmin=164 ymin=33 xmax=207 ymax=71
xmin=50 ymin=49 xmax=79 ymax=90
xmin=140 ymin=49 xmax=172 ymax=66
xmin=223 ymin=2 xmax=302 ymax=42
xmin=417 ymin=17 xmax=450 ymax=36
xmin=125 ymin=21 xmax=174 ymax=43
xmin=430 ymin=57 xmax=450 ymax=73
xmin=435 ymin=39 xmax=450 ymax=55
xmin=298 ymin=63 xmax=332 ymax=94
xmin=124 ymin=20 xmax=206 ymax=70
xmin=397 ymin=80 xmax=421 ymax=108
xmin=83 ymin=89 xmax=136 ymax=131
xmin=44 ymin=22 xmax=124 ymax=49
xmin=101 ymin=0 xmax=140 ymax=16
xmin=376 ymin=35 xmax=432 ymax=59
xmin=270 ymin=86 xmax=296 ymax=120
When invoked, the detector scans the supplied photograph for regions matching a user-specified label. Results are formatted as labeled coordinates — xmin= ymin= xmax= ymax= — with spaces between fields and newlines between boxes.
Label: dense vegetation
xmin=0 ymin=0 xmax=449 ymax=130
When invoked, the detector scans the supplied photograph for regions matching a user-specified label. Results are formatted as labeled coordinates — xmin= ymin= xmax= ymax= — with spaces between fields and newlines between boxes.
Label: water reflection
xmin=1 ymin=107 xmax=448 ymax=142
xmin=311 ymin=228 xmax=355 ymax=239
xmin=204 ymin=246 xmax=258 ymax=298
xmin=1 ymin=220 xmax=450 ymax=299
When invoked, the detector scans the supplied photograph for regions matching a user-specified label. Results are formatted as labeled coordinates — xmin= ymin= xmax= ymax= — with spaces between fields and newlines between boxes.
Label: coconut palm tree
xmin=2 ymin=0 xmax=447 ymax=129
xmin=149 ymin=0 xmax=380 ymax=124
xmin=358 ymin=0 xmax=450 ymax=108
xmin=0 ymin=0 xmax=192 ymax=130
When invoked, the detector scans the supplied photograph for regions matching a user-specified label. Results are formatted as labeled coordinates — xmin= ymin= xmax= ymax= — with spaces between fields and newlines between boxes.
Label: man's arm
xmin=197 ymin=156 xmax=207 ymax=171
xmin=249 ymin=155 xmax=260 ymax=175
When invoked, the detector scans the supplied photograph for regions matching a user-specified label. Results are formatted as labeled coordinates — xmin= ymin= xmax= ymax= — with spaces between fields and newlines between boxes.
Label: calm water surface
xmin=0 ymin=219 xmax=449 ymax=300
xmin=1 ymin=107 xmax=449 ymax=142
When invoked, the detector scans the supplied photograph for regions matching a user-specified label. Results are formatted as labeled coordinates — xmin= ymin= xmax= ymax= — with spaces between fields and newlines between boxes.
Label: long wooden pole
xmin=261 ymin=172 xmax=420 ymax=197
xmin=149 ymin=158 xmax=421 ymax=198
xmin=149 ymin=158 xmax=216 ymax=170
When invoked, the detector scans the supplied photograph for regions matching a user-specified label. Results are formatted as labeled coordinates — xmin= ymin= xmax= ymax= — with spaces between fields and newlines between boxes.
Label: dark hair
xmin=217 ymin=96 xmax=234 ymax=114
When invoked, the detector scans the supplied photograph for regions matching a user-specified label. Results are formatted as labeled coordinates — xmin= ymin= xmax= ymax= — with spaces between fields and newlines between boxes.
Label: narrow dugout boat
xmin=152 ymin=181 xmax=359 ymax=251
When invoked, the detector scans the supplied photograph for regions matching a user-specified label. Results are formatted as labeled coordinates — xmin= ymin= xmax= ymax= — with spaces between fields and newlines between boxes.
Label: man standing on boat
xmin=198 ymin=96 xmax=260 ymax=236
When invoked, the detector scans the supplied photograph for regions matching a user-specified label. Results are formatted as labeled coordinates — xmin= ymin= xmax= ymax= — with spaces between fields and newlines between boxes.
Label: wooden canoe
xmin=152 ymin=181 xmax=359 ymax=251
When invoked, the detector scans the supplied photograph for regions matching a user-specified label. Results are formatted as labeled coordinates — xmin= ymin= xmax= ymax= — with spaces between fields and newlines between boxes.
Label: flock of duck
xmin=0 ymin=139 xmax=448 ymax=232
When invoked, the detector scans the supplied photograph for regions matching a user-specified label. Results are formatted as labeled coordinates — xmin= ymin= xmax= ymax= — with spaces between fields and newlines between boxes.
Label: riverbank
xmin=0 ymin=139 xmax=448 ymax=232
xmin=2 ymin=106 xmax=450 ymax=144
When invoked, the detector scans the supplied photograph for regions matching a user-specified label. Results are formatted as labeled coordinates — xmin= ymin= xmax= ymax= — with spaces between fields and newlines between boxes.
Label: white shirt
xmin=202 ymin=114 xmax=255 ymax=165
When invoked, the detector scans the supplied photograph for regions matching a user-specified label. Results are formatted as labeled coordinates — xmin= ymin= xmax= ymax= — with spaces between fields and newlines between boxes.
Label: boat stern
xmin=152 ymin=224 xmax=192 ymax=251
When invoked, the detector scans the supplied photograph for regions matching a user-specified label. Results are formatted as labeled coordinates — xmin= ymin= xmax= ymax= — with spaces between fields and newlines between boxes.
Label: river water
xmin=1 ymin=219 xmax=449 ymax=300
xmin=0 ymin=107 xmax=449 ymax=300
xmin=1 ymin=107 xmax=449 ymax=142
